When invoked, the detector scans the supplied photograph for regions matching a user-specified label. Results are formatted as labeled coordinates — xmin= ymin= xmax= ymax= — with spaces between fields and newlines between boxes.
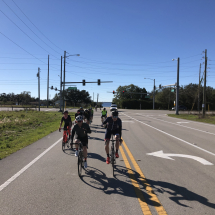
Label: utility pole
xmin=93 ymin=92 xmax=94 ymax=102
xmin=153 ymin=79 xmax=155 ymax=110
xmin=176 ymin=57 xmax=180 ymax=115
xmin=47 ymin=55 xmax=49 ymax=108
xmin=37 ymin=67 xmax=40 ymax=111
xmin=202 ymin=49 xmax=207 ymax=117
xmin=198 ymin=63 xmax=201 ymax=113
xmin=63 ymin=51 xmax=66 ymax=112
xmin=60 ymin=56 xmax=62 ymax=112
xmin=97 ymin=93 xmax=99 ymax=104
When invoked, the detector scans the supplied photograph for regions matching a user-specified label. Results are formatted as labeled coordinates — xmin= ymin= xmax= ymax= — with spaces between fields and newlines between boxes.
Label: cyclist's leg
xmin=105 ymin=129 xmax=111 ymax=155
xmin=74 ymin=139 xmax=80 ymax=150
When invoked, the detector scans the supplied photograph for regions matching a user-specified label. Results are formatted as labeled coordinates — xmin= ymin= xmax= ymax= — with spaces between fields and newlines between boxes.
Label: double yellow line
xmin=119 ymin=138 xmax=168 ymax=215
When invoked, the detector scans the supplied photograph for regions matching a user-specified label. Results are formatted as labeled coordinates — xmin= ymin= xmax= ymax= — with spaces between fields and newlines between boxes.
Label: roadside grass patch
xmin=168 ymin=114 xmax=215 ymax=125
xmin=0 ymin=110 xmax=75 ymax=160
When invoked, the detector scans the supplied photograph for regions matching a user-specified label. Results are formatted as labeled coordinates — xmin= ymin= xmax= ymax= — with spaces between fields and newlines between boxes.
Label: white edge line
xmin=137 ymin=114 xmax=215 ymax=136
xmin=0 ymin=137 xmax=62 ymax=192
xmin=122 ymin=113 xmax=215 ymax=157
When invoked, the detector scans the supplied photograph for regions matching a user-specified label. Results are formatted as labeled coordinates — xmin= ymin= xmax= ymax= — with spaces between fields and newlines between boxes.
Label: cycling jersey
xmin=61 ymin=115 xmax=72 ymax=129
xmin=101 ymin=110 xmax=107 ymax=115
xmin=103 ymin=117 xmax=122 ymax=138
xmin=71 ymin=123 xmax=91 ymax=141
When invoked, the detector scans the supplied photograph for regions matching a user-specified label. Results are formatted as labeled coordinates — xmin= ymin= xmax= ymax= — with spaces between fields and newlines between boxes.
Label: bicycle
xmin=77 ymin=142 xmax=84 ymax=177
xmin=110 ymin=135 xmax=117 ymax=176
xmin=59 ymin=126 xmax=71 ymax=151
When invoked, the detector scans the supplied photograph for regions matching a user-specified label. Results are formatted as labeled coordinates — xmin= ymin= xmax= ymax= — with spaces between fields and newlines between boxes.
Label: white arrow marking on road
xmin=147 ymin=150 xmax=213 ymax=165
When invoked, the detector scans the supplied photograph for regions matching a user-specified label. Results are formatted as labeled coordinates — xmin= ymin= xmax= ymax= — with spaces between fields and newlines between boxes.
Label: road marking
xmin=163 ymin=114 xmax=215 ymax=127
xmin=119 ymin=145 xmax=152 ymax=215
xmin=147 ymin=150 xmax=213 ymax=165
xmin=121 ymin=138 xmax=168 ymax=215
xmin=45 ymin=109 xmax=53 ymax=111
xmin=122 ymin=113 xmax=215 ymax=157
xmin=177 ymin=122 xmax=189 ymax=124
xmin=122 ymin=121 xmax=134 ymax=123
xmin=0 ymin=137 xmax=62 ymax=192
xmin=137 ymin=113 xmax=215 ymax=136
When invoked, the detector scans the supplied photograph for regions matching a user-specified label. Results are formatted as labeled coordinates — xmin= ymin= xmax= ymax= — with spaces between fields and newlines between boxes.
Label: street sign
xmin=68 ymin=87 xmax=77 ymax=90
xmin=171 ymin=89 xmax=175 ymax=92
xmin=145 ymin=95 xmax=150 ymax=98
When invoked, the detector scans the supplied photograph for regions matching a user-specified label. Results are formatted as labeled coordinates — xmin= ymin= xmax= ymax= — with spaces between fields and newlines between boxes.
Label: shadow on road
xmin=80 ymin=165 xmax=215 ymax=210
xmin=145 ymin=179 xmax=215 ymax=209
xmin=87 ymin=152 xmax=106 ymax=162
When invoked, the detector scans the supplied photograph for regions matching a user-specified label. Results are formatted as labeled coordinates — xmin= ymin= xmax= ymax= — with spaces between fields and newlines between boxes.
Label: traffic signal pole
xmin=62 ymin=51 xmax=66 ymax=112
xmin=176 ymin=57 xmax=180 ymax=115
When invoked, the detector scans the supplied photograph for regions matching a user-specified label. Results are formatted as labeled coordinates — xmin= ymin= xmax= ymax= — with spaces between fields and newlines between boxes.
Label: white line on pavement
xmin=137 ymin=113 xmax=215 ymax=136
xmin=45 ymin=109 xmax=53 ymax=111
xmin=122 ymin=113 xmax=215 ymax=157
xmin=0 ymin=137 xmax=62 ymax=192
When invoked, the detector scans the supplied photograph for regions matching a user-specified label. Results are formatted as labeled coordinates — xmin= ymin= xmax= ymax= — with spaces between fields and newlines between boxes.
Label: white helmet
xmin=76 ymin=115 xmax=83 ymax=121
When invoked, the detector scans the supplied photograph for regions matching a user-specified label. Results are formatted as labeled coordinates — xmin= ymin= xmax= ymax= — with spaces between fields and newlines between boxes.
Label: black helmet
xmin=103 ymin=108 xmax=106 ymax=110
xmin=64 ymin=110 xmax=68 ymax=114
xmin=111 ymin=110 xmax=118 ymax=117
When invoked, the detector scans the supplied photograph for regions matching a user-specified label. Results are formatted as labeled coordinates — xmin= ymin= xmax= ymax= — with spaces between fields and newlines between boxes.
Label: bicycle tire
xmin=111 ymin=148 xmax=115 ymax=176
xmin=62 ymin=140 xmax=65 ymax=151
xmin=78 ymin=153 xmax=83 ymax=177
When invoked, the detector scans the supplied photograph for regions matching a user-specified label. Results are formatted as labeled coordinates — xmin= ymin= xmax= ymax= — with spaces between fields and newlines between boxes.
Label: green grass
xmin=168 ymin=114 xmax=215 ymax=125
xmin=0 ymin=110 xmax=75 ymax=160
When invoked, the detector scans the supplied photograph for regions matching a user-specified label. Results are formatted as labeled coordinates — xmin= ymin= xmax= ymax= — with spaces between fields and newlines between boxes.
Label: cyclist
xmin=89 ymin=107 xmax=94 ymax=123
xmin=95 ymin=105 xmax=97 ymax=111
xmin=101 ymin=108 xmax=107 ymax=126
xmin=71 ymin=115 xmax=91 ymax=168
xmin=59 ymin=110 xmax=72 ymax=142
xmin=84 ymin=109 xmax=91 ymax=125
xmin=102 ymin=110 xmax=122 ymax=164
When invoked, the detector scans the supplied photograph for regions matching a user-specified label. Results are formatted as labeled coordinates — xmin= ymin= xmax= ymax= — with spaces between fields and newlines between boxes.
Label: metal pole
xmin=176 ymin=57 xmax=180 ymax=115
xmin=38 ymin=67 xmax=40 ymax=111
xmin=153 ymin=79 xmax=155 ymax=110
xmin=60 ymin=56 xmax=62 ymax=112
xmin=47 ymin=55 xmax=49 ymax=108
xmin=202 ymin=49 xmax=207 ymax=117
xmin=198 ymin=63 xmax=201 ymax=113
xmin=63 ymin=51 xmax=66 ymax=112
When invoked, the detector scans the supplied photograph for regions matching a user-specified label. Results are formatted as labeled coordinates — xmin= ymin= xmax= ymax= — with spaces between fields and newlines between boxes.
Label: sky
xmin=0 ymin=0 xmax=215 ymax=102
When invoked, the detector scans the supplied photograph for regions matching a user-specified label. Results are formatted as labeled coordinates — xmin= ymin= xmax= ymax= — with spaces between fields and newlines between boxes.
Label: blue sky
xmin=1 ymin=0 xmax=215 ymax=102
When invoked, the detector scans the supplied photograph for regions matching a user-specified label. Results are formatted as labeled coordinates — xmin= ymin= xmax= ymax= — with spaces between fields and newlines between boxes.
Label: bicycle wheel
xmin=111 ymin=149 xmax=115 ymax=176
xmin=62 ymin=140 xmax=65 ymax=151
xmin=78 ymin=153 xmax=83 ymax=177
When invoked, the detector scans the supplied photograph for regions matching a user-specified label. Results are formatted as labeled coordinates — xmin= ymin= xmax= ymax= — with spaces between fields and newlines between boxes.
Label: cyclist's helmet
xmin=112 ymin=110 xmax=118 ymax=117
xmin=64 ymin=110 xmax=68 ymax=114
xmin=103 ymin=108 xmax=106 ymax=110
xmin=76 ymin=115 xmax=83 ymax=121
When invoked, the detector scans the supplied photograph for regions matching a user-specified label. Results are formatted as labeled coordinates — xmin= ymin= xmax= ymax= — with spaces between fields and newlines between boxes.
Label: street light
xmin=144 ymin=78 xmax=155 ymax=110
xmin=172 ymin=58 xmax=180 ymax=115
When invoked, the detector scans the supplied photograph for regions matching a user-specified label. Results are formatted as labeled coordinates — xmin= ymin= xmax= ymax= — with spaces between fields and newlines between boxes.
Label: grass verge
xmin=0 ymin=110 xmax=75 ymax=160
xmin=168 ymin=114 xmax=215 ymax=125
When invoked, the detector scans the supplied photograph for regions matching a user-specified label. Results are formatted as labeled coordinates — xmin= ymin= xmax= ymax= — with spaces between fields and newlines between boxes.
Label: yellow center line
xmin=121 ymin=138 xmax=168 ymax=215
xmin=119 ymin=145 xmax=152 ymax=215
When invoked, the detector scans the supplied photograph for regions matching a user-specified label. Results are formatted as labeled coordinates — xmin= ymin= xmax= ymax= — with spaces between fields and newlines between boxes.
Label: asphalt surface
xmin=0 ymin=109 xmax=215 ymax=215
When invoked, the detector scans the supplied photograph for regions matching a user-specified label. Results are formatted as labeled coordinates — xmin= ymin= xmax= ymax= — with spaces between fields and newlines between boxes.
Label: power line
xmin=0 ymin=7 xmax=58 ymax=59
xmin=2 ymin=0 xmax=61 ymax=57
xmin=11 ymin=0 xmax=64 ymax=52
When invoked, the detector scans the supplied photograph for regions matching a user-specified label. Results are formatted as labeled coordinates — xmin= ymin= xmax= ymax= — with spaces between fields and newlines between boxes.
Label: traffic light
xmin=159 ymin=84 xmax=162 ymax=89
xmin=122 ymin=91 xmax=125 ymax=94
xmin=83 ymin=79 xmax=85 ymax=86
xmin=50 ymin=86 xmax=53 ymax=90
xmin=98 ymin=79 xmax=101 ymax=85
xmin=55 ymin=87 xmax=57 ymax=91
xmin=113 ymin=90 xmax=115 ymax=94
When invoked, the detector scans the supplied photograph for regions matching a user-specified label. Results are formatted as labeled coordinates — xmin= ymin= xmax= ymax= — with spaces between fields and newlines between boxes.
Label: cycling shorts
xmin=101 ymin=115 xmax=106 ymax=118
xmin=105 ymin=129 xmax=119 ymax=140
xmin=74 ymin=135 xmax=88 ymax=147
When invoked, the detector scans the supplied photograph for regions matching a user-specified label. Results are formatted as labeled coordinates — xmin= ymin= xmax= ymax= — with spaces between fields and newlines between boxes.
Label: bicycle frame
xmin=110 ymin=135 xmax=116 ymax=176
xmin=78 ymin=142 xmax=84 ymax=177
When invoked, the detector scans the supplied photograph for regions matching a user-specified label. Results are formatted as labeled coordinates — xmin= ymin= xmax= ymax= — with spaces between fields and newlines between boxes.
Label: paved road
xmin=0 ymin=110 xmax=215 ymax=215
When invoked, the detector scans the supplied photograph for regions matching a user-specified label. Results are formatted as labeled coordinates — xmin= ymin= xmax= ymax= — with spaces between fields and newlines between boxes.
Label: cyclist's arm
xmin=59 ymin=117 xmax=64 ymax=128
xmin=86 ymin=125 xmax=91 ymax=134
xmin=103 ymin=117 xmax=109 ymax=125
xmin=71 ymin=126 xmax=76 ymax=142
xmin=118 ymin=119 xmax=122 ymax=139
